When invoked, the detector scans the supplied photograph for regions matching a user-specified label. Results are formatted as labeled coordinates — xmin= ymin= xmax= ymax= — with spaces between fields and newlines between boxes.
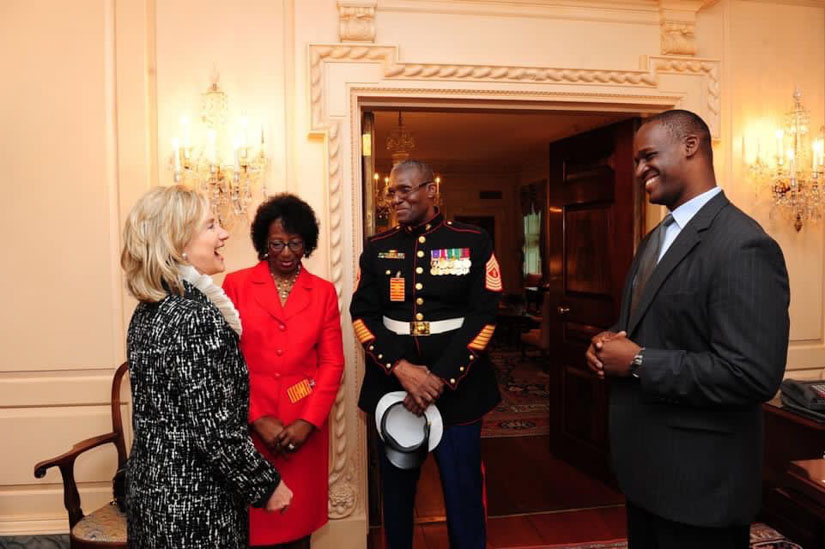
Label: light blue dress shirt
xmin=658 ymin=186 xmax=722 ymax=262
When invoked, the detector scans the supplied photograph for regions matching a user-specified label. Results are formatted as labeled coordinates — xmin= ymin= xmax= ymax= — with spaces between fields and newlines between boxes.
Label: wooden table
xmin=781 ymin=459 xmax=825 ymax=548
xmin=761 ymin=399 xmax=825 ymax=548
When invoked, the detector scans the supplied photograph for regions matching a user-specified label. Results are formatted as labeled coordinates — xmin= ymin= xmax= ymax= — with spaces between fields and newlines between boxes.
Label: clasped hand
xmin=393 ymin=359 xmax=444 ymax=415
xmin=585 ymin=330 xmax=641 ymax=378
xmin=252 ymin=416 xmax=315 ymax=456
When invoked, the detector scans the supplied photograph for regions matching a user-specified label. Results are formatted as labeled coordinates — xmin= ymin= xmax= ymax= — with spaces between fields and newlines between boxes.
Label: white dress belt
xmin=382 ymin=316 xmax=464 ymax=336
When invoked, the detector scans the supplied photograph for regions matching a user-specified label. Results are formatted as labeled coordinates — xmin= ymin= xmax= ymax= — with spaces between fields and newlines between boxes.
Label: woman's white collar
xmin=179 ymin=265 xmax=242 ymax=336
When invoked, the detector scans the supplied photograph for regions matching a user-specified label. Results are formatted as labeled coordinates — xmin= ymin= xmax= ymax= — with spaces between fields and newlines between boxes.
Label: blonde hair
xmin=121 ymin=186 xmax=209 ymax=302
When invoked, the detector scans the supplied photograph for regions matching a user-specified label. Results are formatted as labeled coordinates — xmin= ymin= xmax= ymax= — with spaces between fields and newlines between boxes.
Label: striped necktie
xmin=630 ymin=214 xmax=674 ymax=315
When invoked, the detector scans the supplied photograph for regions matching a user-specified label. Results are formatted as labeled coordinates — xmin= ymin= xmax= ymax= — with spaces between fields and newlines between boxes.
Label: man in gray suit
xmin=586 ymin=110 xmax=790 ymax=548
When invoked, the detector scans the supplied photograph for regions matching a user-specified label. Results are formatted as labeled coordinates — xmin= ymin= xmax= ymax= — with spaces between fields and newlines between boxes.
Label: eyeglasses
xmin=384 ymin=180 xmax=433 ymax=201
xmin=268 ymin=239 xmax=304 ymax=254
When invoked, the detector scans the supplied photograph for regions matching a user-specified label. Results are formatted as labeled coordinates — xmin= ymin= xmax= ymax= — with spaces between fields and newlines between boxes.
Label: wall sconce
xmin=172 ymin=74 xmax=268 ymax=229
xmin=745 ymin=88 xmax=825 ymax=231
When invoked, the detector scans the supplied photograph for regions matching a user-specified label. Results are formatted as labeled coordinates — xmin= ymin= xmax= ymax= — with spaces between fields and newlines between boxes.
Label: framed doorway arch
xmin=307 ymin=42 xmax=720 ymax=545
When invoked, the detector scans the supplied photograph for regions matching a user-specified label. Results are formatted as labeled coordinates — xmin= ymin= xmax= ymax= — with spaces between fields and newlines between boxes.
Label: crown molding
xmin=378 ymin=0 xmax=661 ymax=25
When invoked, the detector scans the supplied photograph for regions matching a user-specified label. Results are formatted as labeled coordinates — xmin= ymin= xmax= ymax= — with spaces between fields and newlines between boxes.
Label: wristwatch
xmin=630 ymin=348 xmax=645 ymax=379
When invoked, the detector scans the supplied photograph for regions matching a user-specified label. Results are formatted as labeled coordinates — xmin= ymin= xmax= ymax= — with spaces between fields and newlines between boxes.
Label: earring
xmin=182 ymin=252 xmax=188 ymax=260
xmin=263 ymin=252 xmax=269 ymax=259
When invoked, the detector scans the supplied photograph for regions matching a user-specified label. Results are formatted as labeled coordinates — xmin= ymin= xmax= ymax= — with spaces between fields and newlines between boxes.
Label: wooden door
xmin=547 ymin=118 xmax=642 ymax=483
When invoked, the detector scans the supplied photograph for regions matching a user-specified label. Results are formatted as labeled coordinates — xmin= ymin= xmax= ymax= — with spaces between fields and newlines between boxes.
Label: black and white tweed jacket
xmin=126 ymin=281 xmax=280 ymax=548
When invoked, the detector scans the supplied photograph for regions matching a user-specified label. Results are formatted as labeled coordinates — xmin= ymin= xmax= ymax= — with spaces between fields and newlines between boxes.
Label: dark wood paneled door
xmin=547 ymin=118 xmax=641 ymax=483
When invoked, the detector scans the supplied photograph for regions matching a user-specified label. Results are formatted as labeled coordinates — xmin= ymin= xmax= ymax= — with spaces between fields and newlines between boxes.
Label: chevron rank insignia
xmin=485 ymin=254 xmax=503 ymax=292
xmin=469 ymin=324 xmax=495 ymax=350
xmin=353 ymin=319 xmax=375 ymax=344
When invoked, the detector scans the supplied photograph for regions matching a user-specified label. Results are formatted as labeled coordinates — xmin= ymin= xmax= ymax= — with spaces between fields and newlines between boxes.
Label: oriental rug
xmin=483 ymin=348 xmax=549 ymax=438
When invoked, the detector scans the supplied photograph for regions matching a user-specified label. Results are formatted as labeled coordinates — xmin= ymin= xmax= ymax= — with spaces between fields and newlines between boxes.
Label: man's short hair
xmin=642 ymin=109 xmax=713 ymax=161
xmin=390 ymin=159 xmax=435 ymax=184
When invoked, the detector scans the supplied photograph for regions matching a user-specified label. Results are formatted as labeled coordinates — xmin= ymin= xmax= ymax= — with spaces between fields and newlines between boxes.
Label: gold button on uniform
xmin=418 ymin=236 xmax=426 ymax=243
xmin=468 ymin=354 xmax=474 ymax=360
xmin=459 ymin=366 xmax=465 ymax=372
xmin=416 ymin=297 xmax=424 ymax=305
xmin=378 ymin=354 xmax=383 ymax=359
xmin=415 ymin=283 xmax=423 ymax=290
xmin=386 ymin=363 xmax=392 ymax=369
xmin=416 ymin=267 xmax=423 ymax=274
xmin=417 ymin=250 xmax=425 ymax=258
xmin=369 ymin=345 xmax=375 ymax=351
xmin=385 ymin=270 xmax=391 ymax=275
xmin=450 ymin=378 xmax=456 ymax=384
xmin=425 ymin=224 xmax=431 ymax=230
xmin=415 ymin=313 xmax=424 ymax=321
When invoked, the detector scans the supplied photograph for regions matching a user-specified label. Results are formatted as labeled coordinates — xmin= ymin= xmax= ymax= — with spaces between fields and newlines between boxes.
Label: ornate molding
xmin=338 ymin=0 xmax=377 ymax=42
xmin=379 ymin=0 xmax=661 ymax=25
xmin=649 ymin=55 xmax=720 ymax=137
xmin=310 ymin=44 xmax=720 ymax=135
xmin=316 ymin=118 xmax=358 ymax=519
xmin=658 ymin=0 xmax=704 ymax=56
xmin=660 ymin=21 xmax=697 ymax=56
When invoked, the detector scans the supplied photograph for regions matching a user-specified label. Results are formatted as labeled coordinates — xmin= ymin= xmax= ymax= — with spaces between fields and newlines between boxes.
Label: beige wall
xmin=3 ymin=0 xmax=825 ymax=542
xmin=697 ymin=0 xmax=825 ymax=375
xmin=0 ymin=0 xmax=126 ymax=531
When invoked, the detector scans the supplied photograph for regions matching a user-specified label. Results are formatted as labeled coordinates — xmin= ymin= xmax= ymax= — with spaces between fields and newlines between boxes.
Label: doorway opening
xmin=360 ymin=105 xmax=646 ymax=547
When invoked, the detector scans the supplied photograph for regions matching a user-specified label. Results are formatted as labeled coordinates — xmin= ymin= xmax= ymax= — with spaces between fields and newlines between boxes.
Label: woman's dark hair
xmin=251 ymin=193 xmax=320 ymax=260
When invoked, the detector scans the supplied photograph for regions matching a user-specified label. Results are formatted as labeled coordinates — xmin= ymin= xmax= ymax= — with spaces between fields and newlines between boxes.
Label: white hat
xmin=375 ymin=391 xmax=443 ymax=469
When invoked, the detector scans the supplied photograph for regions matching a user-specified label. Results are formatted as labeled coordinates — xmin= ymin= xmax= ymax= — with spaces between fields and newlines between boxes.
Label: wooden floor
xmin=414 ymin=435 xmax=623 ymax=520
xmin=369 ymin=506 xmax=628 ymax=549
xmin=370 ymin=435 xmax=627 ymax=548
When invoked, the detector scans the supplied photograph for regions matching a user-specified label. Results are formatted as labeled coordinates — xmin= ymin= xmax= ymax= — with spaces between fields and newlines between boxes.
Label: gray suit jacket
xmin=610 ymin=190 xmax=790 ymax=527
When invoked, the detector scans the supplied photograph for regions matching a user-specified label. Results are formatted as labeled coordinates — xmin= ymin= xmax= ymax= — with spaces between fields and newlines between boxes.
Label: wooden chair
xmin=34 ymin=362 xmax=129 ymax=548
xmin=520 ymin=292 xmax=551 ymax=359
xmin=523 ymin=273 xmax=544 ymax=314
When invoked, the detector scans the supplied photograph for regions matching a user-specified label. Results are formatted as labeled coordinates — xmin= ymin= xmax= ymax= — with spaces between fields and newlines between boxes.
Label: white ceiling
xmin=372 ymin=109 xmax=631 ymax=173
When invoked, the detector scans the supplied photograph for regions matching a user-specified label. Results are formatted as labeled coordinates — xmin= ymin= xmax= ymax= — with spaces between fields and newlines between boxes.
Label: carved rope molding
xmin=310 ymin=43 xmax=723 ymax=519
xmin=322 ymin=119 xmax=358 ymax=520
xmin=649 ymin=55 xmax=720 ymax=136
xmin=309 ymin=45 xmax=720 ymax=135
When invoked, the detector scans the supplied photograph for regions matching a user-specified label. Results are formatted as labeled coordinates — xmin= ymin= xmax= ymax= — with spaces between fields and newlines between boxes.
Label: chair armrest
xmin=34 ymin=432 xmax=118 ymax=529
xmin=34 ymin=432 xmax=118 ymax=477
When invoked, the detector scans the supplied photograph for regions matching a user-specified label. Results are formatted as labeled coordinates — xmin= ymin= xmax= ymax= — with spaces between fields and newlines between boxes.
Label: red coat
xmin=223 ymin=261 xmax=344 ymax=544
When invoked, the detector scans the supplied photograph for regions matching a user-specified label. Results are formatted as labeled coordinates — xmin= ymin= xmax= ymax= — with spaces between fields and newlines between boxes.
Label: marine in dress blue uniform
xmin=351 ymin=160 xmax=502 ymax=549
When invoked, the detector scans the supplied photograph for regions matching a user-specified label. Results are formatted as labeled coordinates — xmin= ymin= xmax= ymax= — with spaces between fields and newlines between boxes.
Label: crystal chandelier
xmin=747 ymin=88 xmax=825 ymax=231
xmin=172 ymin=74 xmax=268 ymax=229
xmin=385 ymin=112 xmax=416 ymax=165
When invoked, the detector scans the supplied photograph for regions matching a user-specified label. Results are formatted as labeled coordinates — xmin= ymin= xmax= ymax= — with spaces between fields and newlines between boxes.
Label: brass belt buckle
xmin=410 ymin=321 xmax=430 ymax=336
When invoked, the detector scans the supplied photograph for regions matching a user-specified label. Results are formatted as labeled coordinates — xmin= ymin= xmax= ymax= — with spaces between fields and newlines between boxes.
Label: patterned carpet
xmin=0 ymin=536 xmax=69 ymax=549
xmin=512 ymin=523 xmax=802 ymax=549
xmin=483 ymin=347 xmax=549 ymax=438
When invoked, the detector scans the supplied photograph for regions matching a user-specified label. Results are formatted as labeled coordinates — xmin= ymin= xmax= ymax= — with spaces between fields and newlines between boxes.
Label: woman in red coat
xmin=223 ymin=194 xmax=344 ymax=548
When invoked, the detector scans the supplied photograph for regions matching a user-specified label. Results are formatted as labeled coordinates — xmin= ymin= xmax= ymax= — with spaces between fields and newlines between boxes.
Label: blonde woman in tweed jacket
xmin=121 ymin=186 xmax=293 ymax=548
